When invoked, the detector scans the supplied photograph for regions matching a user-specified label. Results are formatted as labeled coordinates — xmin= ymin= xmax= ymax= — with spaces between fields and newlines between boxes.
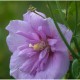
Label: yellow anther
xmin=29 ymin=43 xmax=41 ymax=50
xmin=29 ymin=41 xmax=46 ymax=51
xmin=33 ymin=43 xmax=40 ymax=51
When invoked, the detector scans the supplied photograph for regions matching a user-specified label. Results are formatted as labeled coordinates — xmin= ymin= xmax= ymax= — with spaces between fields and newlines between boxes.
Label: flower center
xmin=29 ymin=41 xmax=47 ymax=51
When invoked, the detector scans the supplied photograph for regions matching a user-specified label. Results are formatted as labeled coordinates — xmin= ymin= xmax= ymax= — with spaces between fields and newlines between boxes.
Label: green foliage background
xmin=0 ymin=1 xmax=80 ymax=79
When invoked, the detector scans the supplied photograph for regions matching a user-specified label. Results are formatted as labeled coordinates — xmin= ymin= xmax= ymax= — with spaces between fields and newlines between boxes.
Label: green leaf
xmin=56 ymin=1 xmax=69 ymax=28
xmin=72 ymin=59 xmax=80 ymax=78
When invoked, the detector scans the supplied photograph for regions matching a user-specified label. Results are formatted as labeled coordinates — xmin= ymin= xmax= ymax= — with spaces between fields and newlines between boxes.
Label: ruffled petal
xmin=47 ymin=18 xmax=72 ymax=42
xmin=47 ymin=18 xmax=61 ymax=38
xmin=23 ymin=11 xmax=46 ymax=28
xmin=23 ymin=11 xmax=51 ymax=37
xmin=6 ymin=33 xmax=27 ymax=52
xmin=47 ymin=39 xmax=57 ymax=46
xmin=18 ymin=71 xmax=33 ymax=79
xmin=58 ymin=23 xmax=72 ymax=44
xmin=10 ymin=50 xmax=69 ymax=79
xmin=6 ymin=20 xmax=33 ymax=33
xmin=10 ymin=50 xmax=26 ymax=78
xmin=10 ymin=49 xmax=38 ymax=79
xmin=16 ymin=31 xmax=40 ymax=42
xmin=47 ymin=18 xmax=72 ymax=52
xmin=35 ymin=52 xmax=69 ymax=79
xmin=19 ymin=55 xmax=38 ymax=74
xmin=18 ymin=48 xmax=37 ymax=58
xmin=53 ymin=38 xmax=67 ymax=52
xmin=37 ymin=26 xmax=46 ymax=41
xmin=23 ymin=11 xmax=46 ymax=23
xmin=17 ymin=44 xmax=29 ymax=51
xmin=30 ymin=48 xmax=48 ymax=74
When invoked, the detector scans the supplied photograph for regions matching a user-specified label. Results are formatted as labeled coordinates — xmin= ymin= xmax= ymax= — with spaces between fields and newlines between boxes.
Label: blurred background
xmin=0 ymin=1 xmax=80 ymax=79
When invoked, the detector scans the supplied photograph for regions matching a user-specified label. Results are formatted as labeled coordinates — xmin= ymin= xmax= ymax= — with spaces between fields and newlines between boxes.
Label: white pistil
xmin=29 ymin=43 xmax=33 ymax=48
